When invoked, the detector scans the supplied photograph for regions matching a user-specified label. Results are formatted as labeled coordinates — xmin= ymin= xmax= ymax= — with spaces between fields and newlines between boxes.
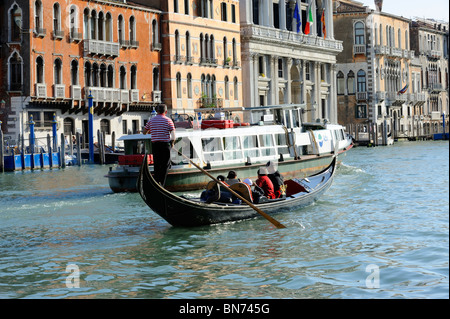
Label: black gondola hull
xmin=138 ymin=155 xmax=336 ymax=227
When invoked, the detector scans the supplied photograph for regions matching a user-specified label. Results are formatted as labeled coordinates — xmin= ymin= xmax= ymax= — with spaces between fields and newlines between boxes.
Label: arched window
xmin=36 ymin=56 xmax=44 ymax=84
xmin=175 ymin=30 xmax=180 ymax=59
xmin=152 ymin=19 xmax=158 ymax=44
xmin=187 ymin=73 xmax=192 ymax=99
xmin=337 ymin=71 xmax=345 ymax=95
xmin=184 ymin=0 xmax=190 ymax=15
xmin=107 ymin=65 xmax=114 ymax=88
xmin=92 ymin=63 xmax=99 ymax=87
xmin=83 ymin=8 xmax=89 ymax=39
xmin=186 ymin=32 xmax=191 ymax=61
xmin=118 ymin=15 xmax=124 ymax=44
xmin=100 ymin=119 xmax=110 ymax=134
xmin=84 ymin=62 xmax=91 ymax=87
xmin=54 ymin=58 xmax=63 ymax=85
xmin=9 ymin=4 xmax=22 ymax=42
xmin=153 ymin=67 xmax=159 ymax=91
xmin=347 ymin=70 xmax=355 ymax=95
xmin=53 ymin=3 xmax=61 ymax=34
xmin=224 ymin=76 xmax=229 ymax=100
xmin=69 ymin=5 xmax=78 ymax=34
xmin=234 ymin=77 xmax=239 ymax=101
xmin=176 ymin=72 xmax=182 ymax=99
xmin=71 ymin=60 xmax=79 ymax=86
xmin=64 ymin=118 xmax=75 ymax=136
xmin=105 ymin=13 xmax=113 ymax=42
xmin=354 ymin=22 xmax=365 ymax=45
xmin=129 ymin=16 xmax=136 ymax=43
xmin=232 ymin=38 xmax=237 ymax=64
xmin=223 ymin=37 xmax=228 ymax=63
xmin=9 ymin=52 xmax=22 ymax=91
xmin=357 ymin=70 xmax=366 ymax=92
xmin=34 ymin=1 xmax=43 ymax=32
xmin=130 ymin=65 xmax=137 ymax=90
xmin=120 ymin=66 xmax=127 ymax=89
xmin=100 ymin=64 xmax=107 ymax=87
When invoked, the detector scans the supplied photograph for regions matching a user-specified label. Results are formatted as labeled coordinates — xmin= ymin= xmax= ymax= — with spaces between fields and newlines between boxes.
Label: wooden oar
xmin=173 ymin=148 xmax=286 ymax=229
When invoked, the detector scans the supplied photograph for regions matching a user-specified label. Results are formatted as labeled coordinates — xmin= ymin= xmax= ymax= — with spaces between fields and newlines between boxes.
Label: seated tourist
xmin=266 ymin=161 xmax=285 ymax=198
xmin=225 ymin=170 xmax=240 ymax=186
xmin=255 ymin=167 xmax=276 ymax=199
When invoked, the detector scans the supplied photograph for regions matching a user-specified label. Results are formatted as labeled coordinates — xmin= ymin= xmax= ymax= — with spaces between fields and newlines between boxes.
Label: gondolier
xmin=143 ymin=104 xmax=176 ymax=186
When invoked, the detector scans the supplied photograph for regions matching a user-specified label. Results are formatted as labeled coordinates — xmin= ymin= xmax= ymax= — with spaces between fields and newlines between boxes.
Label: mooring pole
xmin=88 ymin=91 xmax=94 ymax=164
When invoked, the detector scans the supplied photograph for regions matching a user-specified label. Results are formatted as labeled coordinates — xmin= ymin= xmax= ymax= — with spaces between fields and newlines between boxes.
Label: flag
xmin=398 ymin=84 xmax=408 ymax=94
xmin=304 ymin=3 xmax=314 ymax=35
xmin=293 ymin=2 xmax=301 ymax=33
xmin=321 ymin=9 xmax=326 ymax=38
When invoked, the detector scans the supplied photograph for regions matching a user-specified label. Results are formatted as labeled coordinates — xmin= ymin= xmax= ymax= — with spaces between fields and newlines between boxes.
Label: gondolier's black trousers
xmin=152 ymin=141 xmax=172 ymax=186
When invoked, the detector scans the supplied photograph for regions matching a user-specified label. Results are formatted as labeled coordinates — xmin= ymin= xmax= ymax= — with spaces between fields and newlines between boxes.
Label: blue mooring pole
xmin=52 ymin=113 xmax=57 ymax=150
xmin=88 ymin=91 xmax=94 ymax=163
xmin=29 ymin=115 xmax=35 ymax=152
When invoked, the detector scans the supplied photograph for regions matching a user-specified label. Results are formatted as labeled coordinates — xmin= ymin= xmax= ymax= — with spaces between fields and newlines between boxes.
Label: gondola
xmin=138 ymin=154 xmax=337 ymax=227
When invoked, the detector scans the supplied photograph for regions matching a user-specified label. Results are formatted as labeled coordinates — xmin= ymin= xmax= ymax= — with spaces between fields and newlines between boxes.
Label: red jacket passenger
xmin=255 ymin=168 xmax=276 ymax=199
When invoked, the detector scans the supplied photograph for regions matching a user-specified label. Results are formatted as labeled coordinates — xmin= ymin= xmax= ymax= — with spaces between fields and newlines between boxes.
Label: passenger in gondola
xmin=266 ymin=161 xmax=285 ymax=198
xmin=255 ymin=167 xmax=276 ymax=199
xmin=225 ymin=170 xmax=241 ymax=186
xmin=243 ymin=178 xmax=265 ymax=204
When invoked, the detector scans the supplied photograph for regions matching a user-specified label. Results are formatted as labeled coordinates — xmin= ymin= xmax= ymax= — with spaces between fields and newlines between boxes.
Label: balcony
xmin=52 ymin=30 xmax=64 ymax=40
xmin=429 ymin=83 xmax=444 ymax=92
xmin=241 ymin=24 xmax=343 ymax=53
xmin=387 ymin=91 xmax=407 ymax=106
xmin=34 ymin=28 xmax=46 ymax=38
xmin=121 ymin=90 xmax=129 ymax=104
xmin=71 ymin=85 xmax=82 ymax=100
xmin=84 ymin=39 xmax=120 ymax=57
xmin=53 ymin=84 xmax=65 ymax=99
xmin=376 ymin=91 xmax=386 ymax=102
xmin=374 ymin=45 xmax=387 ymax=55
xmin=153 ymin=91 xmax=161 ymax=103
xmin=85 ymin=87 xmax=122 ymax=103
xmin=356 ymin=92 xmax=367 ymax=101
xmin=389 ymin=47 xmax=403 ymax=58
xmin=130 ymin=89 xmax=139 ymax=103
xmin=36 ymin=83 xmax=47 ymax=98
xmin=426 ymin=50 xmax=442 ymax=59
xmin=353 ymin=44 xmax=366 ymax=55
xmin=152 ymin=42 xmax=162 ymax=51
xmin=70 ymin=29 xmax=82 ymax=42
xmin=198 ymin=97 xmax=223 ymax=108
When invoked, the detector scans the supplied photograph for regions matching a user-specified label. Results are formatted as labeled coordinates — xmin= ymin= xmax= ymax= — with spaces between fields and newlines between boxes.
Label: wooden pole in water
xmin=102 ymin=131 xmax=106 ymax=164
xmin=0 ymin=129 xmax=4 ymax=173
xmin=111 ymin=131 xmax=115 ymax=153
xmin=61 ymin=133 xmax=66 ymax=168
xmin=76 ymin=132 xmax=81 ymax=166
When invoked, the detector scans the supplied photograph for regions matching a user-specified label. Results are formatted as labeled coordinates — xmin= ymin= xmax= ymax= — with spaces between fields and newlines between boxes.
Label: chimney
xmin=374 ymin=0 xmax=383 ymax=12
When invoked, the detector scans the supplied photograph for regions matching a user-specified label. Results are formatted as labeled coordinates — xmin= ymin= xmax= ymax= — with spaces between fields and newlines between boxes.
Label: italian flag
xmin=304 ymin=4 xmax=314 ymax=35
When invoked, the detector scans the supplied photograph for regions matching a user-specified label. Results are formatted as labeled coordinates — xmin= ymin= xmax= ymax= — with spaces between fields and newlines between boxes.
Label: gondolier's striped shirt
xmin=144 ymin=114 xmax=175 ymax=142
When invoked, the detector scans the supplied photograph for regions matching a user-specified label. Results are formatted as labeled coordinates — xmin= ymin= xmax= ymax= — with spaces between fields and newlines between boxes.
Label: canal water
xmin=0 ymin=141 xmax=448 ymax=299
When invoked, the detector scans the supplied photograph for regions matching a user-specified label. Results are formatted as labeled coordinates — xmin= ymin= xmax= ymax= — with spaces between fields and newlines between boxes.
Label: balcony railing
xmin=153 ymin=91 xmax=161 ymax=103
xmin=376 ymin=91 xmax=386 ymax=102
xmin=152 ymin=42 xmax=162 ymax=51
xmin=130 ymin=89 xmax=139 ymax=103
xmin=36 ymin=83 xmax=47 ymax=98
xmin=353 ymin=44 xmax=366 ymax=55
xmin=241 ymin=25 xmax=343 ymax=52
xmin=34 ymin=28 xmax=46 ymax=37
xmin=71 ymin=85 xmax=82 ymax=100
xmin=52 ymin=30 xmax=64 ymax=40
xmin=70 ymin=29 xmax=82 ymax=42
xmin=198 ymin=97 xmax=223 ymax=108
xmin=84 ymin=39 xmax=120 ymax=57
xmin=85 ymin=87 xmax=124 ymax=103
xmin=356 ymin=91 xmax=367 ymax=101
xmin=53 ymin=84 xmax=65 ymax=99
